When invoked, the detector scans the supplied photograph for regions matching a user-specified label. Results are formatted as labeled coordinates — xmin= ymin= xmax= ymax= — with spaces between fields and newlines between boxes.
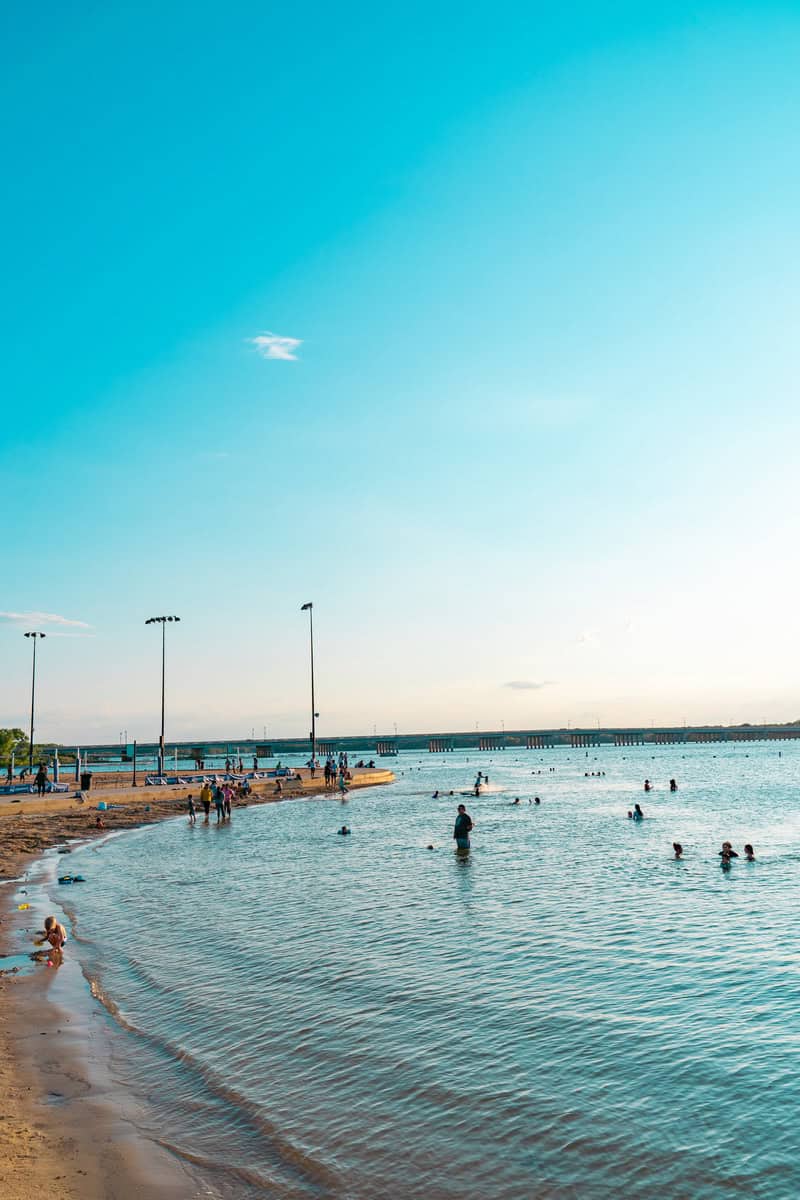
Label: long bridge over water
xmin=69 ymin=723 xmax=800 ymax=764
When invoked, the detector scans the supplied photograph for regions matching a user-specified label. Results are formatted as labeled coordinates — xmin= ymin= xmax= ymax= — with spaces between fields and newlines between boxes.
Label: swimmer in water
xmin=644 ymin=780 xmax=652 ymax=792
xmin=534 ymin=796 xmax=540 ymax=805
xmin=718 ymin=841 xmax=738 ymax=859
xmin=511 ymin=797 xmax=520 ymax=805
xmin=669 ymin=779 xmax=678 ymax=792
xmin=337 ymin=825 xmax=351 ymax=836
xmin=632 ymin=803 xmax=644 ymax=821
xmin=744 ymin=843 xmax=755 ymax=861
xmin=433 ymin=790 xmax=439 ymax=799
xmin=673 ymin=842 xmax=683 ymax=859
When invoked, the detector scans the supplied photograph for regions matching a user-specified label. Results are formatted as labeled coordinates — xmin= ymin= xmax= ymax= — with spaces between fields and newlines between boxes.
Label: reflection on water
xmin=58 ymin=744 xmax=800 ymax=1199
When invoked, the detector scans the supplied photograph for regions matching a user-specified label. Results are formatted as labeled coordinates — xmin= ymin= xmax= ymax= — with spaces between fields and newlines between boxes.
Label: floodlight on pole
xmin=145 ymin=616 xmax=181 ymax=775
xmin=24 ymin=632 xmax=46 ymax=773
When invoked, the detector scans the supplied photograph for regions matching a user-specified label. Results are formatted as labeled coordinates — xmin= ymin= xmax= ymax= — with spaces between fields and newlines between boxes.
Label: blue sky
xmin=2 ymin=2 xmax=800 ymax=743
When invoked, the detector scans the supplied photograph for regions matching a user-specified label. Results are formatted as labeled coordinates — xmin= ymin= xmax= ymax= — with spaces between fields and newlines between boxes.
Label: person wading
xmin=453 ymin=803 xmax=473 ymax=850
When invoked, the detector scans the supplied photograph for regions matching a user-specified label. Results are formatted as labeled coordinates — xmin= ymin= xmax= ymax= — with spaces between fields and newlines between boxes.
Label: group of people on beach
xmin=324 ymin=755 xmax=351 ymax=796
xmin=6 ymin=762 xmax=50 ymax=792
xmin=194 ymin=781 xmax=251 ymax=824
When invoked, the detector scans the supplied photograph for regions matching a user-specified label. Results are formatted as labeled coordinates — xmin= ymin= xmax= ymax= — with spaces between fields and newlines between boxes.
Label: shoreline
xmin=0 ymin=765 xmax=393 ymax=879
xmin=0 ymin=767 xmax=393 ymax=1199
xmin=0 ymin=852 xmax=205 ymax=1199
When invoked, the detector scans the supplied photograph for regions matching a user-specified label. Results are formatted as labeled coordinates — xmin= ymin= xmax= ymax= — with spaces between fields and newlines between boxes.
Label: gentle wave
xmin=56 ymin=744 xmax=800 ymax=1199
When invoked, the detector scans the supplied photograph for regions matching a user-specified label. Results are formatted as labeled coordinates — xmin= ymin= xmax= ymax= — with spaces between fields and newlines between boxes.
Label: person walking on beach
xmin=35 ymin=763 xmax=48 ymax=797
xmin=454 ymin=803 xmax=473 ymax=850
xmin=187 ymin=793 xmax=196 ymax=824
xmin=222 ymin=784 xmax=233 ymax=818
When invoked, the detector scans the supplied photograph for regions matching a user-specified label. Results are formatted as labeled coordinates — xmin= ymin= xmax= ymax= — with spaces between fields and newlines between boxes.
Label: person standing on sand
xmin=453 ymin=804 xmax=473 ymax=850
xmin=35 ymin=763 xmax=48 ymax=796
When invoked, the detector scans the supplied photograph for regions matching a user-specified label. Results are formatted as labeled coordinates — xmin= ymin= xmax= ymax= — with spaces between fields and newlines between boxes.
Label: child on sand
xmin=38 ymin=916 xmax=67 ymax=952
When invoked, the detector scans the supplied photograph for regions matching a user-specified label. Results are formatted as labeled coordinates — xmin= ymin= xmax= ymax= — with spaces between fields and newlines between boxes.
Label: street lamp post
xmin=24 ymin=632 xmax=46 ymax=773
xmin=145 ymin=616 xmax=180 ymax=775
xmin=300 ymin=603 xmax=317 ymax=763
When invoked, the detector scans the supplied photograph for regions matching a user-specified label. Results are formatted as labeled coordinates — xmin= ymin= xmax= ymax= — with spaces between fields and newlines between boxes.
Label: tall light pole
xmin=145 ymin=616 xmax=180 ymax=775
xmin=300 ymin=602 xmax=317 ymax=762
xmin=24 ymin=632 xmax=46 ymax=773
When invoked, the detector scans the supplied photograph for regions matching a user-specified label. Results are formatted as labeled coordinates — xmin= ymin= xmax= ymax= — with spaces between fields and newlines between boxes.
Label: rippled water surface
xmin=55 ymin=744 xmax=800 ymax=1198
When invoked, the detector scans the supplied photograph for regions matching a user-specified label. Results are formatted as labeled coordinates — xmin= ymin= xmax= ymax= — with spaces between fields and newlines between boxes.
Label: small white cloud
xmin=247 ymin=331 xmax=302 ymax=361
xmin=0 ymin=611 xmax=91 ymax=629
xmin=577 ymin=629 xmax=600 ymax=646
xmin=504 ymin=680 xmax=555 ymax=691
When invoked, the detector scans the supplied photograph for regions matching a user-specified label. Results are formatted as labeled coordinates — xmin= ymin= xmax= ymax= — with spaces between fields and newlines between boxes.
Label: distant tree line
xmin=0 ymin=728 xmax=75 ymax=769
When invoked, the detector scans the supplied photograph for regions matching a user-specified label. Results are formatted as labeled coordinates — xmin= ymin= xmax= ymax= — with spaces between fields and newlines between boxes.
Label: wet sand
xmin=0 ymin=766 xmax=393 ymax=1198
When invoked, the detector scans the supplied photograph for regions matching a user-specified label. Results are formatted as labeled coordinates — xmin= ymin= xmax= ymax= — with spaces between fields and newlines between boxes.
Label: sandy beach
xmin=0 ymin=766 xmax=393 ymax=1198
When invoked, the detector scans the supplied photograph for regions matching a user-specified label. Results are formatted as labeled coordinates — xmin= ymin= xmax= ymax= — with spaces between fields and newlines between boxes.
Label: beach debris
xmin=18 ymin=902 xmax=30 ymax=909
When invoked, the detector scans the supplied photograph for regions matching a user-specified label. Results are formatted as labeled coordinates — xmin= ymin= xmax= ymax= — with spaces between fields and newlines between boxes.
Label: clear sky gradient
xmin=2 ymin=3 xmax=799 ymax=744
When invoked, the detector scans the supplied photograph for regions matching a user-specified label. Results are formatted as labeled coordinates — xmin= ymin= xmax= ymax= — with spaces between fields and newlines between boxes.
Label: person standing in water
xmin=454 ymin=803 xmax=473 ymax=850
xmin=672 ymin=842 xmax=683 ymax=859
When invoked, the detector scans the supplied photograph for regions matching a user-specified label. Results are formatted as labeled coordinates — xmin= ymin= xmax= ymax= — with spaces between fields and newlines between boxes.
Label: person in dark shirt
xmin=718 ymin=841 xmax=738 ymax=859
xmin=453 ymin=804 xmax=473 ymax=849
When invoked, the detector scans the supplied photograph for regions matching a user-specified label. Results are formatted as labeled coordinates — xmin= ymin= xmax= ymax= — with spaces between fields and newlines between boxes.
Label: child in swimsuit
xmin=37 ymin=916 xmax=67 ymax=960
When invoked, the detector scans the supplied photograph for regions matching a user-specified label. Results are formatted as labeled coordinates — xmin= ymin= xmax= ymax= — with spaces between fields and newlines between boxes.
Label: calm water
xmin=48 ymin=744 xmax=800 ymax=1199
